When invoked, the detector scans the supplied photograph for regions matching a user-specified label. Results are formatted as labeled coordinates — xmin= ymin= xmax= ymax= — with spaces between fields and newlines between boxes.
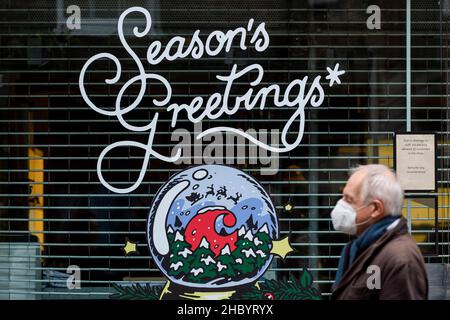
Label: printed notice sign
xmin=395 ymin=133 xmax=436 ymax=191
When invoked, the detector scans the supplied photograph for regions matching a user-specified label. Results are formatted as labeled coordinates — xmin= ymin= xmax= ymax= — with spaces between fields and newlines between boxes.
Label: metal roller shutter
xmin=0 ymin=0 xmax=449 ymax=299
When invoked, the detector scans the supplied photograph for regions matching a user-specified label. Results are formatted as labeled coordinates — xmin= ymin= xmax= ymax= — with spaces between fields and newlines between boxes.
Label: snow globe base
xmin=159 ymin=281 xmax=258 ymax=300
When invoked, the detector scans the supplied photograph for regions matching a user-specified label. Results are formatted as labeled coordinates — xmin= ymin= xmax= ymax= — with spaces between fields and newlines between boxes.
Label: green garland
xmin=110 ymin=269 xmax=321 ymax=300
xmin=239 ymin=269 xmax=321 ymax=300
xmin=110 ymin=283 xmax=161 ymax=300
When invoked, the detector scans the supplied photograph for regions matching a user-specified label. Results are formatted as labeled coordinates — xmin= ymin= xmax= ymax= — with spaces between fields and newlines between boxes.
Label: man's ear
xmin=371 ymin=199 xmax=385 ymax=218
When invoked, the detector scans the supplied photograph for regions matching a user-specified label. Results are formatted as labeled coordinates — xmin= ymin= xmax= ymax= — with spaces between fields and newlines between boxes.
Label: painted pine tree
xmin=216 ymin=244 xmax=236 ymax=278
xmin=253 ymin=224 xmax=272 ymax=270
xmin=232 ymin=230 xmax=259 ymax=276
xmin=167 ymin=230 xmax=193 ymax=277
xmin=186 ymin=237 xmax=217 ymax=283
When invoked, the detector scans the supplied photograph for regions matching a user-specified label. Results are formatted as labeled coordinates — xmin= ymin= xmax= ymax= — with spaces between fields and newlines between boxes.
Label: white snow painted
xmin=170 ymin=261 xmax=183 ymax=271
xmin=238 ymin=226 xmax=246 ymax=236
xmin=198 ymin=206 xmax=225 ymax=214
xmin=174 ymin=231 xmax=184 ymax=242
xmin=190 ymin=268 xmax=204 ymax=276
xmin=199 ymin=237 xmax=210 ymax=249
xmin=244 ymin=230 xmax=254 ymax=241
xmin=256 ymin=250 xmax=266 ymax=258
xmin=253 ymin=237 xmax=263 ymax=246
xmin=178 ymin=247 xmax=192 ymax=258
xmin=258 ymin=224 xmax=269 ymax=234
xmin=217 ymin=262 xmax=227 ymax=272
xmin=242 ymin=248 xmax=257 ymax=258
xmin=201 ymin=255 xmax=216 ymax=265
xmin=220 ymin=244 xmax=231 ymax=255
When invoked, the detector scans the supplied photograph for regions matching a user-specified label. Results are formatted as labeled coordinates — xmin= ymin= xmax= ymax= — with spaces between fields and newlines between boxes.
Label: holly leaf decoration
xmin=300 ymin=268 xmax=313 ymax=288
xmin=239 ymin=269 xmax=321 ymax=300
xmin=110 ymin=283 xmax=162 ymax=300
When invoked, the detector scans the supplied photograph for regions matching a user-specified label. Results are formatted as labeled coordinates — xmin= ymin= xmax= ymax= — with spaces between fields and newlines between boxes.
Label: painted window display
xmin=1 ymin=0 xmax=450 ymax=301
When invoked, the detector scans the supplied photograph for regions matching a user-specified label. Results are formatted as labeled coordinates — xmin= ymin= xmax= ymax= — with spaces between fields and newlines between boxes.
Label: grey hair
xmin=349 ymin=164 xmax=404 ymax=216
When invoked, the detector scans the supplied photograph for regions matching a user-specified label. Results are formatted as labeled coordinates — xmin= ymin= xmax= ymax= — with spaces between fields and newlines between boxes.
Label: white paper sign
xmin=395 ymin=133 xmax=436 ymax=191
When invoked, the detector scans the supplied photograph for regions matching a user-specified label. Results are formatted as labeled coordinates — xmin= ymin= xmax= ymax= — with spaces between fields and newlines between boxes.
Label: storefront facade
xmin=1 ymin=0 xmax=449 ymax=299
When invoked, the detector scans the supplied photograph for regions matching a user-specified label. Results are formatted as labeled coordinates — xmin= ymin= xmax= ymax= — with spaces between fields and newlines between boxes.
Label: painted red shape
xmin=184 ymin=207 xmax=238 ymax=256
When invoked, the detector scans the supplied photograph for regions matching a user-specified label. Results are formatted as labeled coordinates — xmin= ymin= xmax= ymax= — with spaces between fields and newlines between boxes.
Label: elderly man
xmin=331 ymin=164 xmax=428 ymax=300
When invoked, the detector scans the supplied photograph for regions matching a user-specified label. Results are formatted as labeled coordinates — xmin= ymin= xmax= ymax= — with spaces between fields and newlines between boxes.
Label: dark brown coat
xmin=331 ymin=217 xmax=428 ymax=300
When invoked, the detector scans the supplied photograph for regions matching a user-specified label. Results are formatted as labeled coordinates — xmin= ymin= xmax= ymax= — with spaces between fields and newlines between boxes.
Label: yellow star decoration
xmin=270 ymin=236 xmax=294 ymax=259
xmin=283 ymin=203 xmax=293 ymax=212
xmin=123 ymin=239 xmax=138 ymax=255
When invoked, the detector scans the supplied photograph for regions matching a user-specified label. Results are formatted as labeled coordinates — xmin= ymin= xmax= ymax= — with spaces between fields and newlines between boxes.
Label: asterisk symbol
xmin=326 ymin=63 xmax=345 ymax=87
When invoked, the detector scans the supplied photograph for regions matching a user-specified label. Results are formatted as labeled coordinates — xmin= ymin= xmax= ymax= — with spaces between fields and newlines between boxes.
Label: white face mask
xmin=331 ymin=199 xmax=372 ymax=235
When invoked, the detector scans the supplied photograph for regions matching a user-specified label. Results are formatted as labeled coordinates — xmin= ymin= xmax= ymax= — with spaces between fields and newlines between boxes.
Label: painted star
xmin=122 ymin=239 xmax=138 ymax=255
xmin=283 ymin=203 xmax=293 ymax=212
xmin=326 ymin=63 xmax=346 ymax=87
xmin=270 ymin=236 xmax=294 ymax=260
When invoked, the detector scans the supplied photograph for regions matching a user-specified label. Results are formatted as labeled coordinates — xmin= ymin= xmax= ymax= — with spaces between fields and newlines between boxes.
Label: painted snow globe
xmin=147 ymin=165 xmax=281 ymax=299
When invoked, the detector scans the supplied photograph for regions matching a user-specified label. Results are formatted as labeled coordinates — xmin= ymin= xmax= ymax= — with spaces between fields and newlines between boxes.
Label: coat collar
xmin=332 ymin=217 xmax=408 ymax=295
